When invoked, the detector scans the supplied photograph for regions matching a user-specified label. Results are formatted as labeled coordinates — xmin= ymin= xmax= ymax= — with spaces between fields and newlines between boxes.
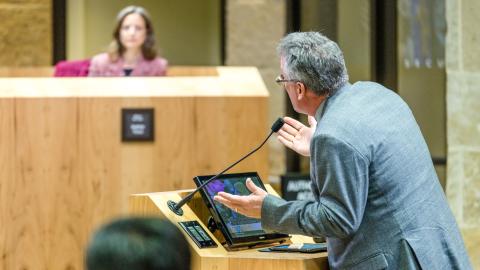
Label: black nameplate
xmin=121 ymin=108 xmax=154 ymax=142
xmin=280 ymin=174 xmax=314 ymax=201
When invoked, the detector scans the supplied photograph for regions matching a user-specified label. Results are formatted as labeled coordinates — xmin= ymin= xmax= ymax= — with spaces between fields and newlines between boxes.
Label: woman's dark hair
xmin=108 ymin=6 xmax=157 ymax=61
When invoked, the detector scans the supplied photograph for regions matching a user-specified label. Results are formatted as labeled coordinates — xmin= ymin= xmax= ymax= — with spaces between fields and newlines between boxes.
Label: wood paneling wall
xmin=0 ymin=67 xmax=269 ymax=270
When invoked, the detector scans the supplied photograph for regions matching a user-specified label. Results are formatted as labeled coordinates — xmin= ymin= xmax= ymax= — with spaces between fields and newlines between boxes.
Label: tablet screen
xmin=203 ymin=175 xmax=264 ymax=238
xmin=194 ymin=172 xmax=289 ymax=247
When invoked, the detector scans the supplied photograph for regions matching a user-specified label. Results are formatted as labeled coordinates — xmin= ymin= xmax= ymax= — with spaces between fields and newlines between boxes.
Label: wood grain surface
xmin=0 ymin=67 xmax=269 ymax=270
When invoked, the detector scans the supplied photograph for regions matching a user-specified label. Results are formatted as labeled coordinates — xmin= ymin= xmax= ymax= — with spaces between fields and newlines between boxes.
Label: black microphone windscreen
xmin=271 ymin=118 xmax=285 ymax=132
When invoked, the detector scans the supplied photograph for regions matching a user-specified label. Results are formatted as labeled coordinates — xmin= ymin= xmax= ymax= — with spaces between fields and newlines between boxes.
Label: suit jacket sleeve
xmin=262 ymin=135 xmax=369 ymax=238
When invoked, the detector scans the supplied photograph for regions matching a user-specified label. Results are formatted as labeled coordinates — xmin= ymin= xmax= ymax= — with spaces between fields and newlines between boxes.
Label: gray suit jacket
xmin=262 ymin=82 xmax=471 ymax=269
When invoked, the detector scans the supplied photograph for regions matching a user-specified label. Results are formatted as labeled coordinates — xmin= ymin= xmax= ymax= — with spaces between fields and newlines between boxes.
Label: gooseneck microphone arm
xmin=168 ymin=118 xmax=285 ymax=216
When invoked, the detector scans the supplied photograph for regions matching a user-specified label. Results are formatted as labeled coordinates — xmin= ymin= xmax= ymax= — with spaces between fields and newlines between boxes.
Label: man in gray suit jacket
xmin=214 ymin=32 xmax=471 ymax=269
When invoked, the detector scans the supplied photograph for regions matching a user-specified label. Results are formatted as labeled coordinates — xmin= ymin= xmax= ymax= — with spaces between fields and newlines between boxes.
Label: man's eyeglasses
xmin=275 ymin=75 xmax=298 ymax=86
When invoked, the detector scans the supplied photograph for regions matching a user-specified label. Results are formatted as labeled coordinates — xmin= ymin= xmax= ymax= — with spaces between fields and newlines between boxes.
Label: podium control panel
xmin=179 ymin=221 xmax=218 ymax=248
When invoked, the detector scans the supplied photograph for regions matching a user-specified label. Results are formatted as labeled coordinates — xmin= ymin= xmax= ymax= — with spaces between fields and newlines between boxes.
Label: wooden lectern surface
xmin=129 ymin=185 xmax=329 ymax=270
xmin=0 ymin=67 xmax=269 ymax=270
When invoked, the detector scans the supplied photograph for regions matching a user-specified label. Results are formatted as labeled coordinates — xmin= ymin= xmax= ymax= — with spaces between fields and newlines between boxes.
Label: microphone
xmin=167 ymin=117 xmax=285 ymax=216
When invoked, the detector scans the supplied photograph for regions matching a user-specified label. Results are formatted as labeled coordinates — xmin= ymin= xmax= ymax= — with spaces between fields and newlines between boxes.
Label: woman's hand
xmin=276 ymin=116 xmax=317 ymax=157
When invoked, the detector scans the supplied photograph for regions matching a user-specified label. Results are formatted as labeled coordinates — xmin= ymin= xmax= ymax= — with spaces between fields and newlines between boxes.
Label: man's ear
xmin=296 ymin=82 xmax=306 ymax=100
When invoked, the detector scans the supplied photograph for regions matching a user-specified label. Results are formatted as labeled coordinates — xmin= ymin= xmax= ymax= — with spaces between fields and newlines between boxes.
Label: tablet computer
xmin=193 ymin=172 xmax=290 ymax=248
xmin=258 ymin=243 xmax=327 ymax=253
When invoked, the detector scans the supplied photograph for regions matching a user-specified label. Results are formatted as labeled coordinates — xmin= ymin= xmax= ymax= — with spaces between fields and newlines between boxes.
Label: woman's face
xmin=119 ymin=13 xmax=147 ymax=52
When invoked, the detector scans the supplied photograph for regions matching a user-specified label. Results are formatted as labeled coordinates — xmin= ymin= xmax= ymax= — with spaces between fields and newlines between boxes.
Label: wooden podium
xmin=129 ymin=185 xmax=329 ymax=270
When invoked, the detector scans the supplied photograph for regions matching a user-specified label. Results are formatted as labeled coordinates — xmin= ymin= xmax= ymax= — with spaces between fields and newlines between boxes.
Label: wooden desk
xmin=0 ymin=67 xmax=269 ymax=270
xmin=129 ymin=185 xmax=329 ymax=270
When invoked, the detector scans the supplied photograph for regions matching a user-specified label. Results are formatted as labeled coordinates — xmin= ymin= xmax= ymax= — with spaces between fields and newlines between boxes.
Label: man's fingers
xmin=213 ymin=195 xmax=232 ymax=206
xmin=280 ymin=123 xmax=298 ymax=135
xmin=245 ymin=178 xmax=260 ymax=193
xmin=283 ymin=116 xmax=304 ymax=130
xmin=215 ymin=192 xmax=248 ymax=204
xmin=214 ymin=195 xmax=239 ymax=208
xmin=278 ymin=129 xmax=295 ymax=142
xmin=277 ymin=135 xmax=295 ymax=149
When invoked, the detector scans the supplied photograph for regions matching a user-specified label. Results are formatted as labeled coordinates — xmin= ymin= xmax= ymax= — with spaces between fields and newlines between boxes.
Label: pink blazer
xmin=88 ymin=53 xmax=168 ymax=77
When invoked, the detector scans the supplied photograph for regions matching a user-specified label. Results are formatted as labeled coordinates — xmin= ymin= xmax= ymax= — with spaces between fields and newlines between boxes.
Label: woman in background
xmin=89 ymin=6 xmax=167 ymax=76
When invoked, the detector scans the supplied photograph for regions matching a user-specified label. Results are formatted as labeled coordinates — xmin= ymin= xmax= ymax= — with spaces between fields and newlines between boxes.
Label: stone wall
xmin=225 ymin=0 xmax=286 ymax=178
xmin=445 ymin=0 xmax=480 ymax=268
xmin=0 ymin=0 xmax=52 ymax=66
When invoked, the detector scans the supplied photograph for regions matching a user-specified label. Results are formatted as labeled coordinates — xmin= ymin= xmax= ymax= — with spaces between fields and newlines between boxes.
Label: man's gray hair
xmin=277 ymin=32 xmax=349 ymax=96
